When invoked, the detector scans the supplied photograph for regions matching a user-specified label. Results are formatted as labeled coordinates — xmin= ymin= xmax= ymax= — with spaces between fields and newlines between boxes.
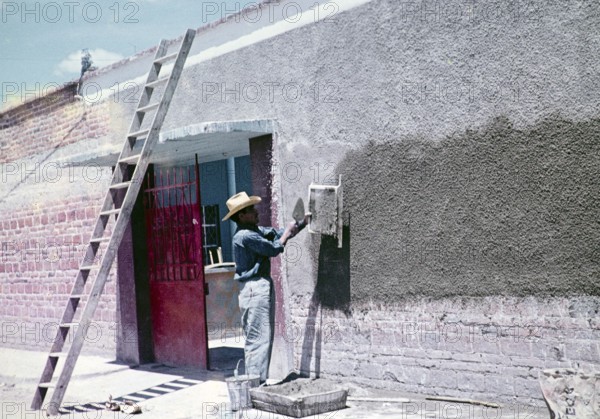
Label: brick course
xmin=289 ymin=295 xmax=600 ymax=406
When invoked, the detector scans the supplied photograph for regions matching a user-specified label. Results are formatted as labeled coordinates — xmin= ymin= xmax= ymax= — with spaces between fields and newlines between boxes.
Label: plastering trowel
xmin=291 ymin=197 xmax=312 ymax=237
xmin=292 ymin=197 xmax=305 ymax=224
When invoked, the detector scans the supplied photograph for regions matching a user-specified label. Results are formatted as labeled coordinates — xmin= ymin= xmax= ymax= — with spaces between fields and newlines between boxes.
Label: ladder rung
xmin=146 ymin=77 xmax=169 ymax=89
xmin=38 ymin=382 xmax=56 ymax=389
xmin=99 ymin=208 xmax=121 ymax=216
xmin=137 ymin=103 xmax=159 ymax=113
xmin=154 ymin=52 xmax=177 ymax=64
xmin=128 ymin=129 xmax=150 ymax=139
xmin=59 ymin=322 xmax=78 ymax=328
xmin=118 ymin=154 xmax=142 ymax=164
xmin=109 ymin=181 xmax=131 ymax=190
xmin=90 ymin=237 xmax=110 ymax=243
xmin=79 ymin=265 xmax=95 ymax=271
xmin=49 ymin=352 xmax=67 ymax=357
xmin=69 ymin=294 xmax=84 ymax=299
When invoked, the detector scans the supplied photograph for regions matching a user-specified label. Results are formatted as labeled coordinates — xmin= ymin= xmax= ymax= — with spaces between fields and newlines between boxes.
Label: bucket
xmin=226 ymin=359 xmax=260 ymax=411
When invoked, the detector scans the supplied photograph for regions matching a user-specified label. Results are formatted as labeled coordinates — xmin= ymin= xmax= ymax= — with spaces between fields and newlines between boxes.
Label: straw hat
xmin=222 ymin=192 xmax=262 ymax=221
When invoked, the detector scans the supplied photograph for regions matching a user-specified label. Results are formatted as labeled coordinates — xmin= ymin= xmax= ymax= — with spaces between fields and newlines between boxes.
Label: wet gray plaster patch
xmin=331 ymin=115 xmax=600 ymax=302
xmin=311 ymin=226 xmax=351 ymax=311
xmin=309 ymin=187 xmax=339 ymax=236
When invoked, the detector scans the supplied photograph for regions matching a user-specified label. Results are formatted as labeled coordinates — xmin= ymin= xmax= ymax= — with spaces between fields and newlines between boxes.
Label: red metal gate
xmin=143 ymin=161 xmax=208 ymax=367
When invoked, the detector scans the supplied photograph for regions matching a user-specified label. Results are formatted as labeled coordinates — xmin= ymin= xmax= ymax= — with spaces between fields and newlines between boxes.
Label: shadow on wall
xmin=300 ymin=225 xmax=351 ymax=376
xmin=327 ymin=115 xmax=600 ymax=303
xmin=315 ymin=225 xmax=351 ymax=310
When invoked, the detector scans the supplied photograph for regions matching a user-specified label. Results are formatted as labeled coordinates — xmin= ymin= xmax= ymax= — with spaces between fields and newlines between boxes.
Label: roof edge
xmin=0 ymin=0 xmax=282 ymax=116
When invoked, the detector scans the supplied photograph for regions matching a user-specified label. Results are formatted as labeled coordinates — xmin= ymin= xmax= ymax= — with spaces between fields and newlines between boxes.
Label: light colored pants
xmin=238 ymin=277 xmax=274 ymax=382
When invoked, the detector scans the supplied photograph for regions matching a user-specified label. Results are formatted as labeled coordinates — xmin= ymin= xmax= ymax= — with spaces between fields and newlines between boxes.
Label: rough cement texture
xmin=311 ymin=227 xmax=351 ymax=311
xmin=308 ymin=188 xmax=339 ymax=236
xmin=337 ymin=115 xmax=600 ymax=301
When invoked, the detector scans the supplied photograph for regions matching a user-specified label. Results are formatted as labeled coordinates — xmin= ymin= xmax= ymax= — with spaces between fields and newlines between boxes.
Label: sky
xmin=0 ymin=0 xmax=254 ymax=107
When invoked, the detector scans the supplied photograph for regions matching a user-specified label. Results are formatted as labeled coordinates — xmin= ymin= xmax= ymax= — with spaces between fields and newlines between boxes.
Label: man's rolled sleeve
xmin=259 ymin=226 xmax=285 ymax=241
xmin=243 ymin=231 xmax=285 ymax=257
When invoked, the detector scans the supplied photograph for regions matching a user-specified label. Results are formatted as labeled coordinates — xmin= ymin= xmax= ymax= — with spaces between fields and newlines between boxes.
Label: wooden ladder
xmin=31 ymin=28 xmax=196 ymax=415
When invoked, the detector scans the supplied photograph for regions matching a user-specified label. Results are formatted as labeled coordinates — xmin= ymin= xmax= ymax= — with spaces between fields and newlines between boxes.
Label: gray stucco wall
xmin=154 ymin=2 xmax=600 ymax=403
xmin=338 ymin=115 xmax=600 ymax=301
xmin=159 ymin=0 xmax=599 ymax=301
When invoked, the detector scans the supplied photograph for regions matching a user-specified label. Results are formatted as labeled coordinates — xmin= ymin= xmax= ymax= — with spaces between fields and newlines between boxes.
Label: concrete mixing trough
xmin=250 ymin=378 xmax=348 ymax=418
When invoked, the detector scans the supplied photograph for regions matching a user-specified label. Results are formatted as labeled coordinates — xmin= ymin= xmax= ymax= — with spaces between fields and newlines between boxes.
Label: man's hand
xmin=280 ymin=221 xmax=297 ymax=246
xmin=297 ymin=212 xmax=312 ymax=231
xmin=281 ymin=213 xmax=311 ymax=245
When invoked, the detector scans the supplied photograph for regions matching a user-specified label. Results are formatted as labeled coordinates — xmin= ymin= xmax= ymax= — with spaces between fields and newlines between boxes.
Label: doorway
xmin=142 ymin=162 xmax=208 ymax=367
xmin=139 ymin=155 xmax=254 ymax=371
xmin=115 ymin=125 xmax=289 ymax=375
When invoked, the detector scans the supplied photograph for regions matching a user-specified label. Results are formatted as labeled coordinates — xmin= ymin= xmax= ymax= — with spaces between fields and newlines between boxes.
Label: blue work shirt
xmin=233 ymin=224 xmax=285 ymax=281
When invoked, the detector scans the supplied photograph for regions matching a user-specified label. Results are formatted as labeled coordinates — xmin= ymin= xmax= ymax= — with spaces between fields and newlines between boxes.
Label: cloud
xmin=54 ymin=48 xmax=124 ymax=76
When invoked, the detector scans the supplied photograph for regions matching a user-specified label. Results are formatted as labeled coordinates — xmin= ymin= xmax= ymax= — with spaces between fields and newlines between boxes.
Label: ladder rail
xmin=32 ymin=29 xmax=196 ymax=414
xmin=115 ymin=36 xmax=171 ymax=165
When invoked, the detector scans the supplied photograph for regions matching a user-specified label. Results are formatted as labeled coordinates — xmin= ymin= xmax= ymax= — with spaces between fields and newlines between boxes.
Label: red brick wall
xmin=0 ymin=194 xmax=117 ymax=352
xmin=0 ymin=84 xmax=110 ymax=164
xmin=0 ymin=86 xmax=117 ymax=353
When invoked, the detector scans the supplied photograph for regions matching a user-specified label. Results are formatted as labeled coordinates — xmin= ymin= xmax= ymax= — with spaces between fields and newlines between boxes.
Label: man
xmin=223 ymin=192 xmax=309 ymax=384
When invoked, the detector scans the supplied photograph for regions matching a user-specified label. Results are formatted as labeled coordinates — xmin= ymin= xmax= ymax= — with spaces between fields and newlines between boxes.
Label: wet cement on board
xmin=260 ymin=377 xmax=344 ymax=397
xmin=309 ymin=188 xmax=339 ymax=236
